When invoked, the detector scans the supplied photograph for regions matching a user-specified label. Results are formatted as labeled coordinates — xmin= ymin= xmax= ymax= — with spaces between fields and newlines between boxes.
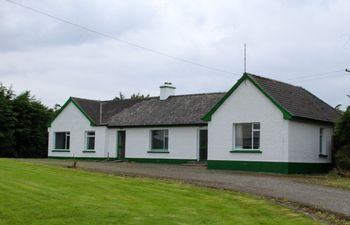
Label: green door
xmin=117 ymin=131 xmax=126 ymax=160
xmin=199 ymin=130 xmax=208 ymax=161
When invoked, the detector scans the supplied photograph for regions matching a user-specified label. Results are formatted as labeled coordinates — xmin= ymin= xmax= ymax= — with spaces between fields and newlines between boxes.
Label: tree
xmin=335 ymin=101 xmax=350 ymax=171
xmin=0 ymin=84 xmax=55 ymax=158
xmin=130 ymin=93 xmax=150 ymax=100
xmin=12 ymin=91 xmax=54 ymax=158
xmin=335 ymin=105 xmax=350 ymax=147
xmin=114 ymin=92 xmax=150 ymax=100
xmin=0 ymin=84 xmax=16 ymax=157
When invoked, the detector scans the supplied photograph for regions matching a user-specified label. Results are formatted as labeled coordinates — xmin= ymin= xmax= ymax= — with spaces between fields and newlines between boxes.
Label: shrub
xmin=335 ymin=144 xmax=350 ymax=171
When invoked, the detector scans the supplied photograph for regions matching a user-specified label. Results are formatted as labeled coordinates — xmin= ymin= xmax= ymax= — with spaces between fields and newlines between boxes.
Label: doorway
xmin=199 ymin=129 xmax=208 ymax=161
xmin=117 ymin=130 xmax=126 ymax=160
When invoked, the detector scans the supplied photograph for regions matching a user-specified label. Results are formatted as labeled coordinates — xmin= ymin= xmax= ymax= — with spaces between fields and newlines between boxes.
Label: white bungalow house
xmin=48 ymin=73 xmax=340 ymax=174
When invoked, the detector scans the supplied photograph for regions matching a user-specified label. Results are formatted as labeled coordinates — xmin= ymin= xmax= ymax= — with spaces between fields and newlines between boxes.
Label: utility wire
xmin=290 ymin=73 xmax=348 ymax=83
xmin=3 ymin=0 xmax=349 ymax=82
xmin=286 ymin=69 xmax=344 ymax=81
xmin=3 ymin=0 xmax=238 ymax=76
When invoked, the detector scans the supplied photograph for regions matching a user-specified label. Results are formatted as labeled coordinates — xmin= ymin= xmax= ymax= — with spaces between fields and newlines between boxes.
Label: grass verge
xmin=0 ymin=159 xmax=325 ymax=225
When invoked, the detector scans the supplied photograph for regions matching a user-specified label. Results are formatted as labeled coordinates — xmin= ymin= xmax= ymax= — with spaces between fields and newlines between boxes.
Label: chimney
xmin=160 ymin=82 xmax=175 ymax=100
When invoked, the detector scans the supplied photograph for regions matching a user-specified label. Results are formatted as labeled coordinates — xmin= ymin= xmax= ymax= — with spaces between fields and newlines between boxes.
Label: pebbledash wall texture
xmin=48 ymin=73 xmax=340 ymax=174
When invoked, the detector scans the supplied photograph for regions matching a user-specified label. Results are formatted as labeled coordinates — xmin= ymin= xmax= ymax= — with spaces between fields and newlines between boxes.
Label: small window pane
xmin=253 ymin=131 xmax=260 ymax=149
xmin=242 ymin=124 xmax=252 ymax=149
xmin=235 ymin=124 xmax=243 ymax=148
xmin=87 ymin=137 xmax=95 ymax=150
xmin=319 ymin=128 xmax=324 ymax=154
xmin=66 ymin=133 xmax=70 ymax=149
xmin=55 ymin=133 xmax=65 ymax=149
xmin=253 ymin=123 xmax=260 ymax=130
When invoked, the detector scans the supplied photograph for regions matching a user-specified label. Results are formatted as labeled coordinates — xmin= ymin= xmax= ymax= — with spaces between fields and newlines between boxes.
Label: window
xmin=319 ymin=128 xmax=324 ymax=154
xmin=234 ymin=123 xmax=260 ymax=150
xmin=55 ymin=132 xmax=70 ymax=150
xmin=151 ymin=130 xmax=168 ymax=150
xmin=85 ymin=131 xmax=95 ymax=150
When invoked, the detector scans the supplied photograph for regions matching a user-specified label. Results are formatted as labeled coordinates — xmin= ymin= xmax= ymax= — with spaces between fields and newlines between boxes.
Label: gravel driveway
xmin=20 ymin=159 xmax=350 ymax=218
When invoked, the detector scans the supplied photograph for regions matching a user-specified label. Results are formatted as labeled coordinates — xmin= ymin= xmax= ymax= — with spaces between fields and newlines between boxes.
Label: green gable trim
xmin=126 ymin=158 xmax=195 ymax=164
xmin=48 ymin=97 xmax=96 ymax=127
xmin=202 ymin=73 xmax=293 ymax=122
xmin=207 ymin=160 xmax=331 ymax=174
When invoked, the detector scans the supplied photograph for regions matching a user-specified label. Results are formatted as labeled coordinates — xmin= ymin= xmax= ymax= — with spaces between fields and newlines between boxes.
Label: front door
xmin=117 ymin=131 xmax=126 ymax=160
xmin=199 ymin=130 xmax=208 ymax=161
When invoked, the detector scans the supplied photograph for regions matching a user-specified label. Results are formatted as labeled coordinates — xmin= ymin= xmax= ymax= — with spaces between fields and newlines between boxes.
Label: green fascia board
xmin=207 ymin=160 xmax=331 ymax=174
xmin=202 ymin=73 xmax=293 ymax=122
xmin=48 ymin=97 xmax=96 ymax=127
xmin=48 ymin=156 xmax=115 ymax=160
xmin=126 ymin=158 xmax=195 ymax=164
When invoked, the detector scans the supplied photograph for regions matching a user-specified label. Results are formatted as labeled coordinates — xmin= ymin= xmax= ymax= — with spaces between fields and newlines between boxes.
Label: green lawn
xmin=0 ymin=159 xmax=321 ymax=225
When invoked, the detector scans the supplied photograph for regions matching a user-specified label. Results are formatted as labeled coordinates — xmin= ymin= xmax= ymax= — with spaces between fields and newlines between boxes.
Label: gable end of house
xmin=202 ymin=73 xmax=293 ymax=122
xmin=48 ymin=97 xmax=96 ymax=127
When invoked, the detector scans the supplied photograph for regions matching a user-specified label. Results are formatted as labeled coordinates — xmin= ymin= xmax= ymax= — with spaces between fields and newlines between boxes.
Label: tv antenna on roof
xmin=244 ymin=43 xmax=247 ymax=73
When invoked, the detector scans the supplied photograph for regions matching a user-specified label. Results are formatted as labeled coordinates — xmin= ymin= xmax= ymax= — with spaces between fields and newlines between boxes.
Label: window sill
xmin=83 ymin=150 xmax=96 ymax=153
xmin=230 ymin=150 xmax=262 ymax=153
xmin=147 ymin=150 xmax=169 ymax=153
xmin=319 ymin=154 xmax=328 ymax=158
xmin=52 ymin=150 xmax=70 ymax=152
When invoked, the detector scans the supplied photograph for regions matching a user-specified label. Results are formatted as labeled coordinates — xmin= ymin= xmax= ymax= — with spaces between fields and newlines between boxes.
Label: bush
xmin=335 ymin=144 xmax=350 ymax=171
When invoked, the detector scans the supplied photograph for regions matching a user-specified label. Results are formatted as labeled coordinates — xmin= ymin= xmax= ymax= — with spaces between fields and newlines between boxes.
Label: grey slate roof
xmin=70 ymin=74 xmax=339 ymax=127
xmin=248 ymin=74 xmax=340 ymax=123
xmin=107 ymin=93 xmax=225 ymax=127
xmin=71 ymin=97 xmax=143 ymax=125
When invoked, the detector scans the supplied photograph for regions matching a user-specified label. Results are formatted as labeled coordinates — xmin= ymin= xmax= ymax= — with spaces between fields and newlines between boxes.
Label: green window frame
xmin=150 ymin=130 xmax=169 ymax=151
xmin=233 ymin=123 xmax=260 ymax=150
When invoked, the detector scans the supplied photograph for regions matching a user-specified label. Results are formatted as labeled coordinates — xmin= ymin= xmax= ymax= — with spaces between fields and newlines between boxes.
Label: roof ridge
xmin=168 ymin=92 xmax=226 ymax=98
xmin=71 ymin=96 xmax=105 ymax=102
xmin=73 ymin=92 xmax=226 ymax=102
xmin=246 ymin=73 xmax=302 ymax=89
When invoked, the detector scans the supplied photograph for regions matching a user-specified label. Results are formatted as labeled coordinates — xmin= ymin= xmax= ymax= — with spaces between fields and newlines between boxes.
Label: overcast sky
xmin=0 ymin=0 xmax=349 ymax=108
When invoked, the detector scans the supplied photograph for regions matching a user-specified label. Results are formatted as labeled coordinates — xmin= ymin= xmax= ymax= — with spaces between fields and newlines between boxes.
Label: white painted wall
xmin=124 ymin=126 xmax=202 ymax=160
xmin=208 ymin=79 xmax=289 ymax=162
xmin=288 ymin=121 xmax=333 ymax=163
xmin=48 ymin=102 xmax=108 ymax=158
xmin=48 ymin=102 xmax=203 ymax=159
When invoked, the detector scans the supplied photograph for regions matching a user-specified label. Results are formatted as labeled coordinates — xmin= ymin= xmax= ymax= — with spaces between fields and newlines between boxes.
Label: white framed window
xmin=85 ymin=131 xmax=95 ymax=150
xmin=319 ymin=128 xmax=324 ymax=155
xmin=233 ymin=123 xmax=260 ymax=150
xmin=55 ymin=132 xmax=70 ymax=150
xmin=150 ymin=130 xmax=168 ymax=151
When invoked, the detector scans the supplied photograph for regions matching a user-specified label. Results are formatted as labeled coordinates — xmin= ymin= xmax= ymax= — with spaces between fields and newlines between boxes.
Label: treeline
xmin=0 ymin=84 xmax=55 ymax=158
xmin=335 ymin=105 xmax=350 ymax=173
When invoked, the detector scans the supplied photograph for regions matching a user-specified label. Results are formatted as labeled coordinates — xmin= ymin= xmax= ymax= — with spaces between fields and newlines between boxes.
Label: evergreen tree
xmin=0 ymin=84 xmax=16 ymax=157
xmin=12 ymin=91 xmax=54 ymax=158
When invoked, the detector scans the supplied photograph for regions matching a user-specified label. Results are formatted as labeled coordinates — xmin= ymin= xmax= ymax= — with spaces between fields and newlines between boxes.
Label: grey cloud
xmin=0 ymin=0 xmax=157 ymax=51
xmin=0 ymin=0 xmax=349 ymax=110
